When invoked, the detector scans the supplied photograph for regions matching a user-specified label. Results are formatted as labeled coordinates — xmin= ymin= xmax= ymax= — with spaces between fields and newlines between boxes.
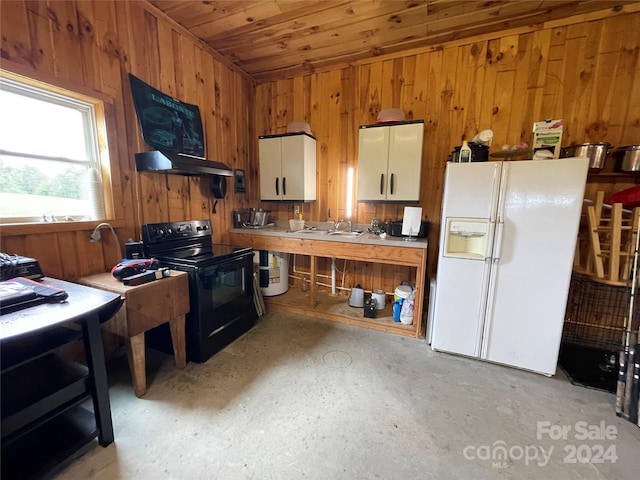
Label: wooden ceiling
xmin=150 ymin=0 xmax=634 ymax=81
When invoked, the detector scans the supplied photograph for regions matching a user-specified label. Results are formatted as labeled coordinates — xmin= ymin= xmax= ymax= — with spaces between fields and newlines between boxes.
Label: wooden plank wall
xmin=0 ymin=0 xmax=256 ymax=280
xmin=1 ymin=2 xmax=639 ymax=295
xmin=254 ymin=8 xmax=640 ymax=288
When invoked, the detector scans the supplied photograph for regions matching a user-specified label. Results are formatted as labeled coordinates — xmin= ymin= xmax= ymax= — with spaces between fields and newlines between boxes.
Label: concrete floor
xmin=56 ymin=312 xmax=640 ymax=480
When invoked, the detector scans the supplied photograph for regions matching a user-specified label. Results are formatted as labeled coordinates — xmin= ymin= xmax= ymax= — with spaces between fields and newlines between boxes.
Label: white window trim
xmin=0 ymin=68 xmax=118 ymax=230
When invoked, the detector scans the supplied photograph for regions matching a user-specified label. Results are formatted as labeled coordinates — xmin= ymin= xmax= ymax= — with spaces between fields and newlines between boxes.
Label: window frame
xmin=0 ymin=66 xmax=122 ymax=235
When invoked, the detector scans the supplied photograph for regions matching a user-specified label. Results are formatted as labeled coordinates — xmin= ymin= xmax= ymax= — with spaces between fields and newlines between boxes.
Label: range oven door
xmin=189 ymin=252 xmax=257 ymax=362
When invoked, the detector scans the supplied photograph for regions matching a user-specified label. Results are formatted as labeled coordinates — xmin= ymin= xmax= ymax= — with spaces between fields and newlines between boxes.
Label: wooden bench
xmin=79 ymin=270 xmax=189 ymax=397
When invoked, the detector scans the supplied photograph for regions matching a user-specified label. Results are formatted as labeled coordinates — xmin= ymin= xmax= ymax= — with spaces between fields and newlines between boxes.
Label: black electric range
xmin=142 ymin=220 xmax=257 ymax=363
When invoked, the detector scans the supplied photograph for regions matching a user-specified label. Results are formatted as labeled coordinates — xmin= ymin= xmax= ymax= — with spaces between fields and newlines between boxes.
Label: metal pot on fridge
xmin=613 ymin=145 xmax=640 ymax=172
xmin=560 ymin=142 xmax=612 ymax=170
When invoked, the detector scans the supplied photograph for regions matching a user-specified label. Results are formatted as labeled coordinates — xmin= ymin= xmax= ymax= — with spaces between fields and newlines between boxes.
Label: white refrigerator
xmin=430 ymin=158 xmax=589 ymax=376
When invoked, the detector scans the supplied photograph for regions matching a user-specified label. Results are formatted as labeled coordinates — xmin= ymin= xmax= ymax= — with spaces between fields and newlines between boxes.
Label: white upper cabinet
xmin=259 ymin=133 xmax=316 ymax=201
xmin=357 ymin=121 xmax=424 ymax=202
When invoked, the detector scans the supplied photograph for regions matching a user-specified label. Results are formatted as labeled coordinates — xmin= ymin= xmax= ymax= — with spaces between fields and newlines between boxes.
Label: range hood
xmin=135 ymin=151 xmax=233 ymax=177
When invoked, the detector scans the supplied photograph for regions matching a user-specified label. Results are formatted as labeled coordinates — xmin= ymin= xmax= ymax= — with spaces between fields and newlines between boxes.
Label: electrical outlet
xmin=294 ymin=204 xmax=301 ymax=216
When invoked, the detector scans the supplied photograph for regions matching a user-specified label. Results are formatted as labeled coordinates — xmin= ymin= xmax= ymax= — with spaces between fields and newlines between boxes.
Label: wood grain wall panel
xmin=77 ymin=1 xmax=103 ymax=95
xmin=255 ymin=9 xmax=640 ymax=286
xmin=48 ymin=0 xmax=83 ymax=83
xmin=1 ymin=1 xmax=638 ymax=291
xmin=1 ymin=0 xmax=255 ymax=278
xmin=308 ymin=72 xmax=324 ymax=221
xmin=90 ymin=1 xmax=122 ymax=98
xmin=25 ymin=1 xmax=55 ymax=74
xmin=1 ymin=2 xmax=30 ymax=65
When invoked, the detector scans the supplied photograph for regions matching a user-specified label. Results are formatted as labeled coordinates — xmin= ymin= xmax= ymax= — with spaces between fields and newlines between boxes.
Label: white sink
xmin=290 ymin=229 xmax=330 ymax=234
xmin=327 ymin=230 xmax=362 ymax=238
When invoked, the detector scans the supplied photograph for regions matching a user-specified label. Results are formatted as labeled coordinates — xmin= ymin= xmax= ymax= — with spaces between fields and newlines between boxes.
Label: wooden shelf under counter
xmin=227 ymin=228 xmax=427 ymax=338
xmin=264 ymin=287 xmax=416 ymax=337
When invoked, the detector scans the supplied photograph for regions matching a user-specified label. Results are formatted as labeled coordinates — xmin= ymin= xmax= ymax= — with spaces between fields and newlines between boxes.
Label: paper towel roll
xmin=402 ymin=206 xmax=422 ymax=236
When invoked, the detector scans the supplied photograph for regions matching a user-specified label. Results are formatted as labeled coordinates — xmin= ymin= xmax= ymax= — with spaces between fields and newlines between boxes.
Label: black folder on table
xmin=0 ymin=277 xmax=68 ymax=314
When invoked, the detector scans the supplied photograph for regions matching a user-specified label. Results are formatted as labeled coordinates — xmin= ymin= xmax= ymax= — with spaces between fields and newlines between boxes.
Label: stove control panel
xmin=142 ymin=220 xmax=212 ymax=245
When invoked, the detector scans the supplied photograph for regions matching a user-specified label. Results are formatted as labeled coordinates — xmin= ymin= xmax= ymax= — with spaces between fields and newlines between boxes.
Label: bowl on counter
xmin=289 ymin=219 xmax=306 ymax=231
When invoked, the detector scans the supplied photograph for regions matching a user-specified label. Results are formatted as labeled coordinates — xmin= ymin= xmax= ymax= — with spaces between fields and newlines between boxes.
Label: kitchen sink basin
xmin=289 ymin=228 xmax=330 ymax=234
xmin=288 ymin=228 xmax=363 ymax=238
xmin=327 ymin=230 xmax=363 ymax=237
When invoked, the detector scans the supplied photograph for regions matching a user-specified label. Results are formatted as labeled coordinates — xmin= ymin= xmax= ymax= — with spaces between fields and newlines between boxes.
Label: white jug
xmin=372 ymin=289 xmax=386 ymax=310
xmin=349 ymin=285 xmax=364 ymax=308
xmin=400 ymin=290 xmax=415 ymax=325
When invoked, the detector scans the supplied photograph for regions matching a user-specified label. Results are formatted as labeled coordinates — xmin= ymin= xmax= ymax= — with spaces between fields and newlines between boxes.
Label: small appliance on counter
xmin=233 ymin=208 xmax=273 ymax=228
xmin=387 ymin=220 xmax=430 ymax=238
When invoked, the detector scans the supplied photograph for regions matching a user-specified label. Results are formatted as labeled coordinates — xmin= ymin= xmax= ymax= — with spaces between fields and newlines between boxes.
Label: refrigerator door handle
xmin=480 ymin=255 xmax=501 ymax=358
xmin=493 ymin=221 xmax=505 ymax=260
xmin=486 ymin=221 xmax=497 ymax=258
xmin=475 ymin=257 xmax=493 ymax=356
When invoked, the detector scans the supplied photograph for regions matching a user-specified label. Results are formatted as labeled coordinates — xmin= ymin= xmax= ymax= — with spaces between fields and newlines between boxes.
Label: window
xmin=0 ymin=71 xmax=110 ymax=224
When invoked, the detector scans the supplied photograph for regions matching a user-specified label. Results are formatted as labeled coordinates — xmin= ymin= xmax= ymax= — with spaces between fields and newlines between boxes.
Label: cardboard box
xmin=532 ymin=119 xmax=564 ymax=159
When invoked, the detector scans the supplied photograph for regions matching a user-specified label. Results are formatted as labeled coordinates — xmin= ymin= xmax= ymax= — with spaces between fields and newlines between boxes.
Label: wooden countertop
xmin=229 ymin=226 xmax=428 ymax=249
xmin=227 ymin=226 xmax=427 ymax=267
xmin=227 ymin=225 xmax=428 ymax=338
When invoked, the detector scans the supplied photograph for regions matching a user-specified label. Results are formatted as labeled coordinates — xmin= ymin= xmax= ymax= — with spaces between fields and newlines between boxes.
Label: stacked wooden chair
xmin=565 ymin=192 xmax=639 ymax=351
xmin=581 ymin=191 xmax=640 ymax=285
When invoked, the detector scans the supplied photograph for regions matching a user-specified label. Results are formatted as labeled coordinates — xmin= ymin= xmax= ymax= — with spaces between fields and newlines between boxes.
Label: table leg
xmin=169 ymin=315 xmax=187 ymax=369
xmin=125 ymin=334 xmax=147 ymax=397
xmin=82 ymin=313 xmax=114 ymax=445
xmin=310 ymin=255 xmax=317 ymax=307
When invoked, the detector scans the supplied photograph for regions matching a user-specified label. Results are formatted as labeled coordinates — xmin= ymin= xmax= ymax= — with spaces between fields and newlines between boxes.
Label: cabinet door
xmin=259 ymin=137 xmax=283 ymax=200
xmin=357 ymin=126 xmax=390 ymax=201
xmin=281 ymin=135 xmax=306 ymax=200
xmin=387 ymin=122 xmax=424 ymax=202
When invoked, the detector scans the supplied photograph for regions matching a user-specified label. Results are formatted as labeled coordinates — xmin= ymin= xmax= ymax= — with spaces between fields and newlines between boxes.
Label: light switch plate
xmin=234 ymin=169 xmax=246 ymax=193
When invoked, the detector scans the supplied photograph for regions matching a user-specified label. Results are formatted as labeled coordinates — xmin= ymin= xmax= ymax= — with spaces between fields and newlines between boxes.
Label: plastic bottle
xmin=460 ymin=140 xmax=472 ymax=163
xmin=393 ymin=300 xmax=403 ymax=322
xmin=400 ymin=290 xmax=415 ymax=325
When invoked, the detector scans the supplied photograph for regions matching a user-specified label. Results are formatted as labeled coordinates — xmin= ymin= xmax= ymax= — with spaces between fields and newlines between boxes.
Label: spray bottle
xmin=460 ymin=140 xmax=472 ymax=162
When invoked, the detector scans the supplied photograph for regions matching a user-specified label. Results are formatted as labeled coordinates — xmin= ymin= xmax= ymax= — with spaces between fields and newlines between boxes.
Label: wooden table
xmin=0 ymin=277 xmax=122 ymax=480
xmin=78 ymin=270 xmax=189 ymax=397
xmin=227 ymin=228 xmax=428 ymax=338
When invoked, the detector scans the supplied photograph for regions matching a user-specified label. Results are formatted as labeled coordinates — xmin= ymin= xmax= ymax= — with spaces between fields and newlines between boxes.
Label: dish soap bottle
xmin=460 ymin=140 xmax=472 ymax=163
